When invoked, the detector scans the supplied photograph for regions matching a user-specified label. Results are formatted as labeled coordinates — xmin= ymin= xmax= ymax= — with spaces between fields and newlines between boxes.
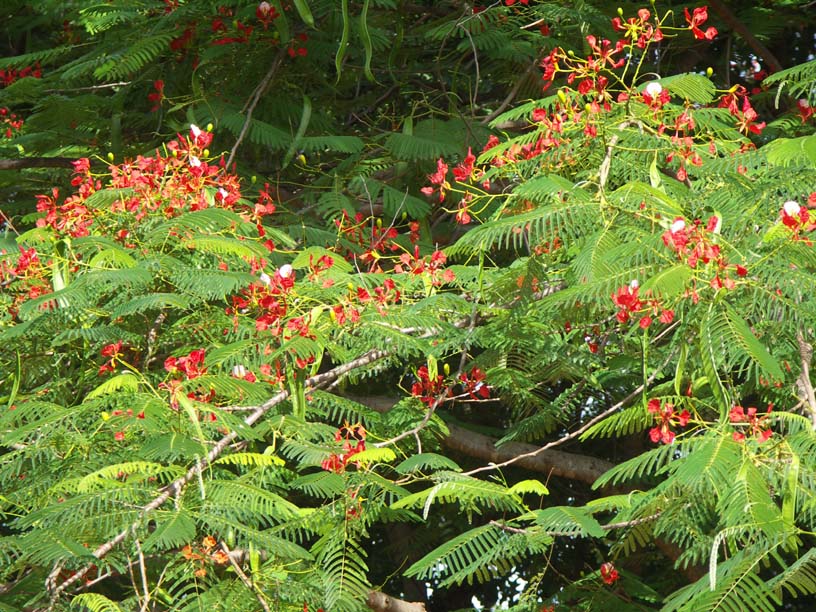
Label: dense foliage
xmin=2 ymin=1 xmax=816 ymax=611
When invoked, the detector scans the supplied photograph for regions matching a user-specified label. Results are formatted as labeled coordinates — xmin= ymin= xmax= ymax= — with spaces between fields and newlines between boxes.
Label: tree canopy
xmin=2 ymin=1 xmax=816 ymax=611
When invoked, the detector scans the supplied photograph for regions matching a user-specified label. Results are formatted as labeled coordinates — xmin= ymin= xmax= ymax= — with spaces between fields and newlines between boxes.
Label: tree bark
xmin=366 ymin=591 xmax=426 ymax=612
xmin=0 ymin=157 xmax=76 ymax=170
xmin=349 ymin=394 xmax=614 ymax=486
xmin=444 ymin=422 xmax=614 ymax=486
xmin=707 ymin=0 xmax=783 ymax=73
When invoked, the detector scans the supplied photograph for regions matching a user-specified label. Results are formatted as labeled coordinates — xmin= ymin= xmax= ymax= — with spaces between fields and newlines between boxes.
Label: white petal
xmin=279 ymin=264 xmax=293 ymax=279
xmin=670 ymin=218 xmax=686 ymax=233
xmin=644 ymin=82 xmax=663 ymax=97
xmin=783 ymin=200 xmax=801 ymax=216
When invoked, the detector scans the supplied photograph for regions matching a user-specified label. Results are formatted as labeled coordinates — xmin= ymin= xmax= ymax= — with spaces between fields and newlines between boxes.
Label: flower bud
xmin=706 ymin=67 xmax=713 ymax=77
xmin=206 ymin=123 xmax=213 ymax=132
xmin=617 ymin=7 xmax=624 ymax=15
xmin=107 ymin=152 xmax=114 ymax=161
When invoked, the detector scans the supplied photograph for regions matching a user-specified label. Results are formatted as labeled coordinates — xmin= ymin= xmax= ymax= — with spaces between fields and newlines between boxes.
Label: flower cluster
xmin=718 ymin=85 xmax=765 ymax=135
xmin=647 ymin=398 xmax=690 ymax=444
xmin=165 ymin=349 xmax=207 ymax=380
xmin=780 ymin=200 xmax=812 ymax=237
xmin=148 ymin=79 xmax=165 ymax=112
xmin=0 ymin=63 xmax=42 ymax=87
xmin=0 ymin=107 xmax=23 ymax=139
xmin=459 ymin=367 xmax=490 ymax=400
xmin=321 ymin=423 xmax=366 ymax=474
xmin=662 ymin=215 xmax=747 ymax=293
xmin=0 ymin=247 xmax=52 ymax=320
xmin=612 ymin=8 xmax=663 ymax=49
xmin=730 ymin=404 xmax=773 ymax=443
xmin=410 ymin=365 xmax=448 ymax=407
xmin=181 ymin=536 xmax=229 ymax=578
xmin=798 ymin=99 xmax=814 ymax=124
xmin=611 ymin=280 xmax=674 ymax=328
xmin=393 ymin=247 xmax=456 ymax=285
xmin=256 ymin=2 xmax=280 ymax=29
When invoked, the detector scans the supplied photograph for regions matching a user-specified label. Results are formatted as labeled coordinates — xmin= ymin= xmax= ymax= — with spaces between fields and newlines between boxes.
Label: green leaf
xmin=85 ymin=373 xmax=140 ymax=399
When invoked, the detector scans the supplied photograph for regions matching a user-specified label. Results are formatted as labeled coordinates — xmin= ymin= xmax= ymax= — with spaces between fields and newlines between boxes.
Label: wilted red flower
xmin=730 ymin=404 xmax=773 ymax=443
xmin=600 ymin=562 xmax=620 ymax=585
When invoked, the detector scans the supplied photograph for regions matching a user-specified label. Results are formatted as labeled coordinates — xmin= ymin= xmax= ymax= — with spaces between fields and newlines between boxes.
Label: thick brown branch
xmin=444 ymin=422 xmax=614 ymax=486
xmin=349 ymin=394 xmax=613 ymax=486
xmin=366 ymin=591 xmax=426 ymax=612
xmin=707 ymin=0 xmax=783 ymax=73
xmin=0 ymin=157 xmax=75 ymax=170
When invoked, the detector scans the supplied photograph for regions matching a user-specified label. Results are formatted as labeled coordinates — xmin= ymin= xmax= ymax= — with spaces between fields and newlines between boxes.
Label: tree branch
xmin=366 ymin=591 xmax=426 ymax=612
xmin=0 ymin=157 xmax=75 ymax=171
xmin=348 ymin=394 xmax=614 ymax=486
xmin=444 ymin=422 xmax=614 ymax=486
xmin=707 ymin=0 xmax=783 ymax=73
xmin=48 ymin=345 xmax=395 ymax=601
xmin=226 ymin=47 xmax=288 ymax=168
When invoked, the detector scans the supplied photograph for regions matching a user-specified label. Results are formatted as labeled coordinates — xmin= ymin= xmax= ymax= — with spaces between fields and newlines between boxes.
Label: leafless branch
xmin=226 ymin=47 xmax=288 ymax=168
xmin=0 ymin=157 xmax=75 ymax=171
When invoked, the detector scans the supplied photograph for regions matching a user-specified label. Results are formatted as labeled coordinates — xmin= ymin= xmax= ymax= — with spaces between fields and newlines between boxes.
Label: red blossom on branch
xmin=647 ymin=398 xmax=690 ymax=444
xmin=730 ymin=404 xmax=773 ymax=443
xmin=684 ymin=6 xmax=718 ymax=40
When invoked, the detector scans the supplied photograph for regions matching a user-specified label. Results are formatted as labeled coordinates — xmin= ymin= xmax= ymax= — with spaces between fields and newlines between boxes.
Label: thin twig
xmin=135 ymin=539 xmax=150 ymax=612
xmin=462 ymin=347 xmax=678 ymax=477
xmin=45 ymin=82 xmax=131 ymax=93
xmin=226 ymin=47 xmax=288 ymax=168
xmin=481 ymin=59 xmax=540 ymax=125
xmin=221 ymin=541 xmax=271 ymax=612
xmin=489 ymin=512 xmax=661 ymax=536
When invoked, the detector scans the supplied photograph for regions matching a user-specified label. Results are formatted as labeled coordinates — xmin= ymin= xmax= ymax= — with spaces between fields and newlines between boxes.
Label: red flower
xmin=99 ymin=341 xmax=124 ymax=375
xmin=600 ymin=562 xmax=619 ymax=585
xmin=114 ymin=431 xmax=125 ymax=442
xmin=459 ymin=367 xmax=490 ymax=400
xmin=684 ymin=6 xmax=718 ymax=40
xmin=452 ymin=148 xmax=480 ymax=183
xmin=647 ymin=398 xmax=690 ymax=444
xmin=781 ymin=200 xmax=810 ymax=231
xmin=420 ymin=158 xmax=450 ymax=202
xmin=730 ymin=404 xmax=773 ymax=443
